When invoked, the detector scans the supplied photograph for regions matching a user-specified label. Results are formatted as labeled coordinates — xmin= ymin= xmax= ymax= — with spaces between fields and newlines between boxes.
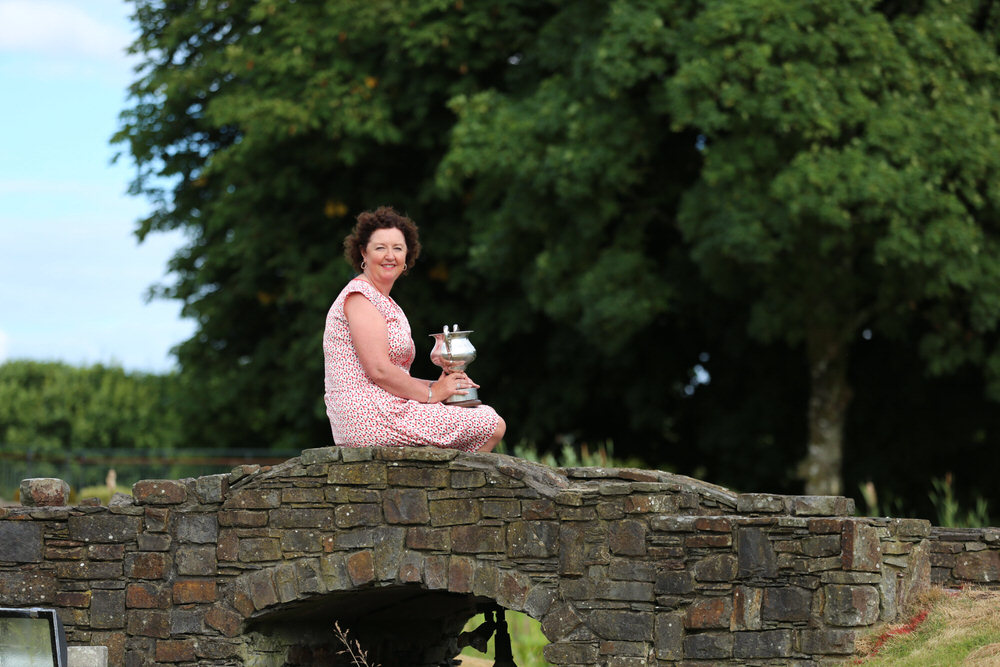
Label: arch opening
xmin=241 ymin=586 xmax=511 ymax=667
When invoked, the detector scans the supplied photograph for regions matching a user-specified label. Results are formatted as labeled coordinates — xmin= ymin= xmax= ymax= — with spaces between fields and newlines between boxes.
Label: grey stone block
xmin=68 ymin=514 xmax=141 ymax=543
xmin=694 ymin=554 xmax=738 ymax=582
xmin=300 ymin=447 xmax=341 ymax=464
xmin=684 ymin=631 xmax=733 ymax=659
xmin=654 ymin=610 xmax=684 ymax=660
xmin=738 ymin=527 xmax=778 ymax=578
xmin=175 ymin=513 xmax=218 ymax=544
xmin=737 ymin=493 xmax=787 ymax=513
xmin=0 ymin=522 xmax=43 ymax=562
xmin=90 ymin=589 xmax=126 ymax=629
xmin=734 ymin=629 xmax=792 ymax=658
xmin=175 ymin=545 xmax=217 ymax=574
xmin=824 ymin=584 xmax=880 ymax=626
xmin=507 ymin=521 xmax=559 ymax=558
xmin=68 ymin=646 xmax=108 ymax=667
xmin=655 ymin=570 xmax=694 ymax=595
xmin=762 ymin=585 xmax=813 ymax=622
xmin=192 ymin=474 xmax=227 ymax=503
xmin=587 ymin=610 xmax=654 ymax=641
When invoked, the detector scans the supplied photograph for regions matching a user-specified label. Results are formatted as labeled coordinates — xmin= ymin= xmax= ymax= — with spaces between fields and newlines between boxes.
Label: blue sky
xmin=0 ymin=0 xmax=194 ymax=372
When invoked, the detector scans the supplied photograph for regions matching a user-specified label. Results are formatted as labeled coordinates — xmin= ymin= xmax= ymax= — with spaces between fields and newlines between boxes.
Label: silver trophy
xmin=429 ymin=324 xmax=481 ymax=407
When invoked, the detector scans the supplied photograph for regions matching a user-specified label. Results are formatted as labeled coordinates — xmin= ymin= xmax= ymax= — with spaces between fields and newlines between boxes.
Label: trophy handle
xmin=443 ymin=325 xmax=453 ymax=361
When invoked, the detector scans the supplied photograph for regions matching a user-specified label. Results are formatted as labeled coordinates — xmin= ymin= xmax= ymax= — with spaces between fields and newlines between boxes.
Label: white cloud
xmin=0 ymin=1 xmax=131 ymax=61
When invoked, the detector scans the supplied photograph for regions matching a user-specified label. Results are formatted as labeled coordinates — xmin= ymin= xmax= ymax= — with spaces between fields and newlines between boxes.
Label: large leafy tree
xmin=118 ymin=0 xmax=1000 ymax=503
xmin=665 ymin=0 xmax=1000 ymax=494
xmin=441 ymin=0 xmax=1000 ymax=494
xmin=116 ymin=0 xmax=713 ymax=455
xmin=115 ymin=0 xmax=561 ymax=450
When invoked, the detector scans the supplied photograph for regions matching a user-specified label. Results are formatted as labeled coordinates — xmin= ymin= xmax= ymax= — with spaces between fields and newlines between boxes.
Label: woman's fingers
xmin=450 ymin=372 xmax=479 ymax=388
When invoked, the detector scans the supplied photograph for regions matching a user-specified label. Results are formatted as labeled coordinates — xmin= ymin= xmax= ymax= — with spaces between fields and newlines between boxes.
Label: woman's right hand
xmin=429 ymin=372 xmax=479 ymax=403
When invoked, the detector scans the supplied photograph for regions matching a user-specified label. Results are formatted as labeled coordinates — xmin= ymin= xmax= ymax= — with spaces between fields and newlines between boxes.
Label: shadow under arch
xmin=239 ymin=579 xmax=545 ymax=666
xmin=244 ymin=585 xmax=502 ymax=666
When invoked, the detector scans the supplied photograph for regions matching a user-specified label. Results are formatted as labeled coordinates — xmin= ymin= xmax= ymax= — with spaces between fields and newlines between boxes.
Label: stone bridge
xmin=1 ymin=446 xmax=999 ymax=666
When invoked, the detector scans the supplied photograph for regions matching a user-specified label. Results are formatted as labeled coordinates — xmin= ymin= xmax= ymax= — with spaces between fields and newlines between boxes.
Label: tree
xmin=118 ymin=0 xmax=1000 ymax=501
xmin=118 ymin=0 xmax=689 ymax=452
xmin=440 ymin=0 xmax=1000 ymax=494
xmin=664 ymin=0 xmax=1000 ymax=493
xmin=0 ymin=360 xmax=181 ymax=452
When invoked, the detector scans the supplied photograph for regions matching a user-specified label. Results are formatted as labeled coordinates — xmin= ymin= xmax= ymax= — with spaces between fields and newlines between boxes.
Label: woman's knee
xmin=480 ymin=417 xmax=506 ymax=453
xmin=494 ymin=417 xmax=506 ymax=441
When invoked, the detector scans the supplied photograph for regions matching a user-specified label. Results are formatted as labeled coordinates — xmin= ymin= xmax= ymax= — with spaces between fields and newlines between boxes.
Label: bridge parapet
xmin=0 ymin=446 xmax=991 ymax=665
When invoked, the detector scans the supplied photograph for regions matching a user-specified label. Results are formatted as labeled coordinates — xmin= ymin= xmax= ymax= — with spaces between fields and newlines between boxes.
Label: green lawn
xmin=851 ymin=587 xmax=1000 ymax=666
xmin=459 ymin=611 xmax=552 ymax=667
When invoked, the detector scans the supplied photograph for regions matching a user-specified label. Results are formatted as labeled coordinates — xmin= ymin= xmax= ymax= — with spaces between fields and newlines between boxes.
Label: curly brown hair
xmin=343 ymin=206 xmax=422 ymax=273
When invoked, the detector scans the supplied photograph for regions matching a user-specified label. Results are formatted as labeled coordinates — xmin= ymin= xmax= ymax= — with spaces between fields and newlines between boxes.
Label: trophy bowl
xmin=429 ymin=325 xmax=481 ymax=407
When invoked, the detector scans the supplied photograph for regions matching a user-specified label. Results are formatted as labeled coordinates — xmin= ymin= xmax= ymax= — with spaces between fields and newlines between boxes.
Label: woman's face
xmin=362 ymin=227 xmax=407 ymax=283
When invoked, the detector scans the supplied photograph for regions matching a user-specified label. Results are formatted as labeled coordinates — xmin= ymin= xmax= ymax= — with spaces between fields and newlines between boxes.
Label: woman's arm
xmin=344 ymin=293 xmax=472 ymax=403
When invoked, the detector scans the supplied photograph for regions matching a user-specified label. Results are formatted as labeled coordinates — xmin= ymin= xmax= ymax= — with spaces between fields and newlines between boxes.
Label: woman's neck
xmin=360 ymin=271 xmax=392 ymax=296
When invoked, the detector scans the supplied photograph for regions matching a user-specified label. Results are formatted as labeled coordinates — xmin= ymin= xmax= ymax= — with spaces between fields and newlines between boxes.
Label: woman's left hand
xmin=430 ymin=372 xmax=479 ymax=402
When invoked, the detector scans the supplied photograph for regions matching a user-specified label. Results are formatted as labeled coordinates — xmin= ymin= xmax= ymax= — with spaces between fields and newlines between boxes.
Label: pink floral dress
xmin=323 ymin=278 xmax=501 ymax=452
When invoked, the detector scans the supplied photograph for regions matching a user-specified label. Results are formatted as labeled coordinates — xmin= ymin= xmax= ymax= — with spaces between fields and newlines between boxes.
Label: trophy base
xmin=446 ymin=399 xmax=482 ymax=408
xmin=445 ymin=385 xmax=479 ymax=408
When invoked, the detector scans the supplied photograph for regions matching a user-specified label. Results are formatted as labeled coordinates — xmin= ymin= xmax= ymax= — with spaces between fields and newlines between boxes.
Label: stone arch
xmin=227 ymin=555 xmax=557 ymax=666
xmin=212 ymin=448 xmax=574 ymax=666
xmin=206 ymin=446 xmax=744 ymax=666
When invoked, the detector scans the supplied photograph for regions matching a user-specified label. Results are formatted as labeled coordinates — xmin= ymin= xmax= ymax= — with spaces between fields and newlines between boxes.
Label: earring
xmin=361 ymin=259 xmax=367 ymax=270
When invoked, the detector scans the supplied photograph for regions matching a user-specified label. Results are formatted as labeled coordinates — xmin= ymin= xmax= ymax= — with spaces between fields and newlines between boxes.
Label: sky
xmin=0 ymin=0 xmax=194 ymax=373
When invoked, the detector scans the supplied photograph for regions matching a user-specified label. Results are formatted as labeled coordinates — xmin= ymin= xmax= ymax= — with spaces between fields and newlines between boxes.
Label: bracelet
xmin=426 ymin=383 xmax=434 ymax=404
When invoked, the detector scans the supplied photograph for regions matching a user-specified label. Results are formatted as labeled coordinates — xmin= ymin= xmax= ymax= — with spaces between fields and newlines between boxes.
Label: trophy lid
xmin=429 ymin=324 xmax=473 ymax=338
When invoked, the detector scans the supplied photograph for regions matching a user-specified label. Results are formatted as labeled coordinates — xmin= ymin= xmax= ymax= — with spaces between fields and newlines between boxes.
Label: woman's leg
xmin=480 ymin=417 xmax=506 ymax=453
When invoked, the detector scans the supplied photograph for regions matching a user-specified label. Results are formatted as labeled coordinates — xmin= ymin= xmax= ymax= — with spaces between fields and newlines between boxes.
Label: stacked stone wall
xmin=929 ymin=526 xmax=1000 ymax=588
xmin=0 ymin=447 xmax=940 ymax=666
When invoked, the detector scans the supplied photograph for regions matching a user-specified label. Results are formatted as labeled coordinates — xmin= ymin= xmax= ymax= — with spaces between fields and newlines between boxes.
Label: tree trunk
xmin=799 ymin=330 xmax=853 ymax=496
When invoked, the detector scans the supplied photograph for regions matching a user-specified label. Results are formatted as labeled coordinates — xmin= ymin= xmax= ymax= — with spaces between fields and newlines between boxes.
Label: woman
xmin=323 ymin=206 xmax=505 ymax=452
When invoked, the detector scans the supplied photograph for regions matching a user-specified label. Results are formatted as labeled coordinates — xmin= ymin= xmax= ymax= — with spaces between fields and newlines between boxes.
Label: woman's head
xmin=343 ymin=206 xmax=422 ymax=273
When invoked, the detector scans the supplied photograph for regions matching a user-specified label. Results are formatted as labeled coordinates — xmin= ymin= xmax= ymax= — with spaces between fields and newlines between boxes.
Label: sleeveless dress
xmin=323 ymin=278 xmax=502 ymax=452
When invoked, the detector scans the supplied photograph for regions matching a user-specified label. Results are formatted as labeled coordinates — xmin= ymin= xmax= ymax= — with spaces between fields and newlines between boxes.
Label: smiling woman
xmin=322 ymin=206 xmax=506 ymax=453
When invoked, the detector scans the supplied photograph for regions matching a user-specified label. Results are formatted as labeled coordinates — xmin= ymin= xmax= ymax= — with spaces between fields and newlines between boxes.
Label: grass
xmin=495 ymin=439 xmax=649 ymax=471
xmin=851 ymin=587 xmax=1000 ymax=666
xmin=458 ymin=611 xmax=551 ymax=667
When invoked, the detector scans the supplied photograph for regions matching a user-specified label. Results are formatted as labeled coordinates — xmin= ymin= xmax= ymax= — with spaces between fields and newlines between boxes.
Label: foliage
xmin=857 ymin=475 xmax=993 ymax=528
xmin=0 ymin=360 xmax=181 ymax=452
xmin=114 ymin=0 xmax=791 ymax=470
xmin=116 ymin=0 xmax=593 ymax=451
xmin=437 ymin=0 xmax=1000 ymax=494
xmin=115 ymin=0 xmax=1000 ymax=503
xmin=858 ymin=480 xmax=908 ymax=520
xmin=76 ymin=484 xmax=135 ymax=506
xmin=459 ymin=611 xmax=550 ymax=667
xmin=498 ymin=439 xmax=649 ymax=471
xmin=929 ymin=474 xmax=992 ymax=528
xmin=662 ymin=0 xmax=1000 ymax=493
